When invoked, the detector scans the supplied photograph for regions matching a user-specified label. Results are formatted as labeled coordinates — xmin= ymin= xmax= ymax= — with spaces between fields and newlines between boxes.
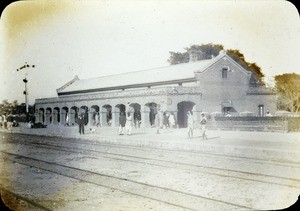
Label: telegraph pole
xmin=23 ymin=74 xmax=28 ymax=113
xmin=17 ymin=63 xmax=35 ymax=118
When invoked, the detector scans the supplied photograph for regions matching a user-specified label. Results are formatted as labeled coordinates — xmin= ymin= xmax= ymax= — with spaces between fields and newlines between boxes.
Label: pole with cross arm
xmin=17 ymin=62 xmax=35 ymax=116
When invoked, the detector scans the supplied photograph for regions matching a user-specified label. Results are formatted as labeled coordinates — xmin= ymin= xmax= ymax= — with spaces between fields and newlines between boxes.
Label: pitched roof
xmin=57 ymin=52 xmax=243 ymax=95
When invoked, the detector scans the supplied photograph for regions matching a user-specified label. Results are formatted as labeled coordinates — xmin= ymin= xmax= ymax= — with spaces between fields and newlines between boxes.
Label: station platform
xmin=1 ymin=123 xmax=300 ymax=163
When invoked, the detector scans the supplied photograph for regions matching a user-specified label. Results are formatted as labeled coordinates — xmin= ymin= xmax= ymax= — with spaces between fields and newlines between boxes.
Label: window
xmin=258 ymin=105 xmax=264 ymax=116
xmin=222 ymin=67 xmax=229 ymax=79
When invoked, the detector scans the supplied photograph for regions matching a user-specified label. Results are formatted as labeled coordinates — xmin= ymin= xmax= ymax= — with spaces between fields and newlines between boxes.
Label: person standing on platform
xmin=65 ymin=113 xmax=69 ymax=126
xmin=107 ymin=111 xmax=112 ymax=126
xmin=200 ymin=113 xmax=207 ymax=140
xmin=187 ymin=111 xmax=194 ymax=139
xmin=150 ymin=108 xmax=156 ymax=127
xmin=125 ymin=112 xmax=132 ymax=135
xmin=118 ymin=111 xmax=126 ymax=135
xmin=95 ymin=112 xmax=100 ymax=127
xmin=134 ymin=110 xmax=141 ymax=128
xmin=163 ymin=111 xmax=169 ymax=129
xmin=78 ymin=113 xmax=85 ymax=135
xmin=168 ymin=112 xmax=176 ymax=128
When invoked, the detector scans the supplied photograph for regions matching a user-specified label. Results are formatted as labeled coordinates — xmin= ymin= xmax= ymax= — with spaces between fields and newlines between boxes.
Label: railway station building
xmin=34 ymin=51 xmax=276 ymax=128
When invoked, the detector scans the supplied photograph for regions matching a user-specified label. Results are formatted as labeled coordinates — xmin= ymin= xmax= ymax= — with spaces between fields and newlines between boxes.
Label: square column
xmin=89 ymin=111 xmax=93 ymax=126
xmin=60 ymin=112 xmax=66 ymax=125
xmin=99 ymin=107 xmax=103 ymax=127
xmin=111 ymin=107 xmax=116 ymax=127
xmin=51 ymin=113 xmax=54 ymax=125
xmin=142 ymin=105 xmax=150 ymax=127
xmin=43 ymin=113 xmax=47 ymax=125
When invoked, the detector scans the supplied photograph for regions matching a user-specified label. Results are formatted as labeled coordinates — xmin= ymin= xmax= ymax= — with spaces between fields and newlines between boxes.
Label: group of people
xmin=0 ymin=114 xmax=20 ymax=130
xmin=119 ymin=110 xmax=178 ymax=135
xmin=118 ymin=110 xmax=177 ymax=135
xmin=152 ymin=111 xmax=177 ymax=131
xmin=162 ymin=112 xmax=177 ymax=129
xmin=187 ymin=111 xmax=207 ymax=140
xmin=76 ymin=111 xmax=138 ymax=135
xmin=149 ymin=109 xmax=177 ymax=128
xmin=76 ymin=110 xmax=208 ymax=139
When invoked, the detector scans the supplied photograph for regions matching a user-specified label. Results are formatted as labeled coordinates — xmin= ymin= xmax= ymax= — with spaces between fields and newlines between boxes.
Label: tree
xmin=0 ymin=100 xmax=14 ymax=115
xmin=167 ymin=43 xmax=264 ymax=82
xmin=275 ymin=73 xmax=300 ymax=113
xmin=0 ymin=100 xmax=31 ymax=115
xmin=168 ymin=43 xmax=224 ymax=65
xmin=168 ymin=51 xmax=189 ymax=65
xmin=226 ymin=49 xmax=264 ymax=81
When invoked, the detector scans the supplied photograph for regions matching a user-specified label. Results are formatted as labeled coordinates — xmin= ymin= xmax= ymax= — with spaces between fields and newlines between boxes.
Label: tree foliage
xmin=168 ymin=51 xmax=190 ymax=65
xmin=168 ymin=43 xmax=264 ymax=81
xmin=0 ymin=100 xmax=34 ymax=115
xmin=275 ymin=73 xmax=300 ymax=113
xmin=168 ymin=43 xmax=224 ymax=65
xmin=226 ymin=49 xmax=264 ymax=80
xmin=0 ymin=100 xmax=17 ymax=115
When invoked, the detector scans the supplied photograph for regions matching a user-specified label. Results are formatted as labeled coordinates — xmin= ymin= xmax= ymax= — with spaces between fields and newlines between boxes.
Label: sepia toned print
xmin=0 ymin=0 xmax=299 ymax=210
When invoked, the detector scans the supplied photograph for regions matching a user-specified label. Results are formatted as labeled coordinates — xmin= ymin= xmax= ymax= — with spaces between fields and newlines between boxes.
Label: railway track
xmin=3 ymin=137 xmax=300 ymax=188
xmin=5 ymin=132 xmax=300 ymax=166
xmin=1 ymin=151 xmax=255 ymax=210
xmin=6 ymin=132 xmax=300 ymax=164
xmin=1 ymin=132 xmax=299 ymax=210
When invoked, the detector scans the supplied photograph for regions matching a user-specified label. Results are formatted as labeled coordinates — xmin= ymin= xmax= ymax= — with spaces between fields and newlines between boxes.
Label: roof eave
xmin=56 ymin=75 xmax=80 ymax=93
xmin=58 ymin=77 xmax=196 ymax=96
xmin=195 ymin=53 xmax=251 ymax=76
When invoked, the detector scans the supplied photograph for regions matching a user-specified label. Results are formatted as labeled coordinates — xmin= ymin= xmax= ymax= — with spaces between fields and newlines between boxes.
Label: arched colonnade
xmin=35 ymin=101 xmax=198 ymax=128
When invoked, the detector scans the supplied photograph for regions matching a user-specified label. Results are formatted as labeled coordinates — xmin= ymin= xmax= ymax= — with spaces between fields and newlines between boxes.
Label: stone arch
xmin=45 ymin=107 xmax=52 ymax=125
xmin=145 ymin=102 xmax=158 ymax=127
xmin=38 ymin=108 xmax=45 ymax=123
xmin=34 ymin=109 xmax=39 ymax=123
xmin=129 ymin=103 xmax=141 ymax=112
xmin=177 ymin=101 xmax=196 ymax=128
xmin=70 ymin=106 xmax=78 ymax=125
xmin=91 ymin=105 xmax=99 ymax=112
xmin=115 ymin=104 xmax=126 ymax=112
xmin=115 ymin=104 xmax=126 ymax=126
xmin=53 ymin=107 xmax=60 ymax=124
xmin=130 ymin=103 xmax=141 ymax=127
xmin=61 ymin=107 xmax=69 ymax=125
xmin=80 ymin=106 xmax=89 ymax=125
xmin=91 ymin=105 xmax=100 ymax=126
xmin=102 ymin=104 xmax=112 ymax=126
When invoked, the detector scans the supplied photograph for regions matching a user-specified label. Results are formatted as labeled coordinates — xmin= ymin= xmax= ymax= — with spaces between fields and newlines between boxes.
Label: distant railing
xmin=246 ymin=86 xmax=275 ymax=95
xmin=207 ymin=116 xmax=300 ymax=132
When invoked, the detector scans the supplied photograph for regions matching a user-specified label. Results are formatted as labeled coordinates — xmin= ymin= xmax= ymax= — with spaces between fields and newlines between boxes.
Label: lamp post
xmin=17 ymin=62 xmax=35 ymax=118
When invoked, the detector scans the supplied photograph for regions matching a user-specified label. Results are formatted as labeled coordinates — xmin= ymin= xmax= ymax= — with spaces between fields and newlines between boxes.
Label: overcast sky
xmin=0 ymin=0 xmax=299 ymax=105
